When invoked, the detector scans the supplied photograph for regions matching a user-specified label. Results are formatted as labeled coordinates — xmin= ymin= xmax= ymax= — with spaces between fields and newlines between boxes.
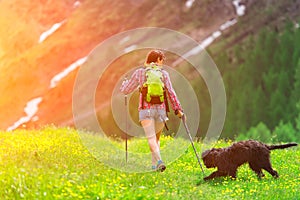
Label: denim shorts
xmin=139 ymin=108 xmax=169 ymax=122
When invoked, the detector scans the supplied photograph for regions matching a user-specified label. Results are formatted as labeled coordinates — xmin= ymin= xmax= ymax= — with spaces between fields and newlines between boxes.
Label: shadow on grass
xmin=195 ymin=175 xmax=260 ymax=186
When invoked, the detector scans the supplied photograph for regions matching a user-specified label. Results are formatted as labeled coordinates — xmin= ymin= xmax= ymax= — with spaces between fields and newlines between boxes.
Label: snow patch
xmin=119 ymin=36 xmax=131 ymax=45
xmin=124 ymin=45 xmax=137 ymax=53
xmin=220 ymin=18 xmax=238 ymax=31
xmin=200 ymin=31 xmax=222 ymax=49
xmin=50 ymin=56 xmax=87 ymax=88
xmin=73 ymin=0 xmax=81 ymax=8
xmin=178 ymin=31 xmax=222 ymax=60
xmin=185 ymin=0 xmax=195 ymax=8
xmin=39 ymin=21 xmax=65 ymax=43
xmin=233 ymin=0 xmax=246 ymax=16
xmin=7 ymin=97 xmax=43 ymax=131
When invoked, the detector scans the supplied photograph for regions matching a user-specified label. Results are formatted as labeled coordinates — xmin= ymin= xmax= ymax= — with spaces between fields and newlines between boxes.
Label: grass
xmin=0 ymin=127 xmax=299 ymax=199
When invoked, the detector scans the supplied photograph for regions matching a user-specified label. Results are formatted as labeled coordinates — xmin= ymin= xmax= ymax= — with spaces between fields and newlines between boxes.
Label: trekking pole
xmin=124 ymin=76 xmax=128 ymax=163
xmin=181 ymin=114 xmax=205 ymax=176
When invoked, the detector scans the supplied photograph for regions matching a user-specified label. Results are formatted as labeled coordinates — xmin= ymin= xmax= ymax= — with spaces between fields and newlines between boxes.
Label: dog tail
xmin=268 ymin=143 xmax=298 ymax=150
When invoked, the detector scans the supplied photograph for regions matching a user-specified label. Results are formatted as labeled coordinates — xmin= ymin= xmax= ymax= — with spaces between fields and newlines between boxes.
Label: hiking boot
xmin=151 ymin=165 xmax=157 ymax=171
xmin=157 ymin=160 xmax=166 ymax=172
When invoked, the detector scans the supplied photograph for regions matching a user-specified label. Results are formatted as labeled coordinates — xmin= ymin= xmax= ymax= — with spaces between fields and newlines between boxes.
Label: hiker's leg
xmin=155 ymin=121 xmax=164 ymax=148
xmin=141 ymin=119 xmax=161 ymax=166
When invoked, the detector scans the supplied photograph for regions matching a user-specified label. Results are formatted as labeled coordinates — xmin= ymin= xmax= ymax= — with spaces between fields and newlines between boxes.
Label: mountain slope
xmin=0 ymin=0 xmax=236 ymax=130
xmin=2 ymin=0 xmax=300 ymax=133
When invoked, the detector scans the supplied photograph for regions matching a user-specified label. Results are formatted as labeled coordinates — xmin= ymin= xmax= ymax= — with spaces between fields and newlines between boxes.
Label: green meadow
xmin=0 ymin=127 xmax=299 ymax=200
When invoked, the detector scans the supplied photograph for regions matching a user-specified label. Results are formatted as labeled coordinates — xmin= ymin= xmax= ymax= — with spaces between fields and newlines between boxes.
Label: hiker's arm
xmin=120 ymin=69 xmax=140 ymax=94
xmin=163 ymin=71 xmax=183 ymax=113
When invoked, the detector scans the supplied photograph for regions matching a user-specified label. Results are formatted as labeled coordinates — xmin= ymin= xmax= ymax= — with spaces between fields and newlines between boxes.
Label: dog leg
xmin=228 ymin=169 xmax=237 ymax=179
xmin=263 ymin=166 xmax=279 ymax=178
xmin=256 ymin=170 xmax=265 ymax=179
xmin=249 ymin=162 xmax=265 ymax=179
xmin=261 ymin=159 xmax=279 ymax=178
xmin=255 ymin=170 xmax=265 ymax=179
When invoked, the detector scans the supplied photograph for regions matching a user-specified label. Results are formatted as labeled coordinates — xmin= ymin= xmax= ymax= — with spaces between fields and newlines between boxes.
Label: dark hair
xmin=145 ymin=50 xmax=165 ymax=64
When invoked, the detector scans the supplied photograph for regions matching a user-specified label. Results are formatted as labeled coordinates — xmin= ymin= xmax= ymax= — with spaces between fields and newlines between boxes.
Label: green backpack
xmin=141 ymin=64 xmax=165 ymax=104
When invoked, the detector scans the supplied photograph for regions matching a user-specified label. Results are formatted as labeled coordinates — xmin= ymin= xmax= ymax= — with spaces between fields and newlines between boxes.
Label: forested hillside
xmin=218 ymin=23 xmax=300 ymax=141
xmin=210 ymin=3 xmax=300 ymax=141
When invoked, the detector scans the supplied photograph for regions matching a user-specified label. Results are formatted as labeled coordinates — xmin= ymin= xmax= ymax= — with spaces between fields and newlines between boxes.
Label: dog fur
xmin=201 ymin=140 xmax=297 ymax=180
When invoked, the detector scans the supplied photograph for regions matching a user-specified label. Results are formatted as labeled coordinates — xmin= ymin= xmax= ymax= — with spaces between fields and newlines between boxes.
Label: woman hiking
xmin=120 ymin=49 xmax=184 ymax=172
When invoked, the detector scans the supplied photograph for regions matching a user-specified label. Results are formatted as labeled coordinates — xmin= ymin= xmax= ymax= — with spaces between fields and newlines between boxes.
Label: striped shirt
xmin=120 ymin=67 xmax=183 ymax=112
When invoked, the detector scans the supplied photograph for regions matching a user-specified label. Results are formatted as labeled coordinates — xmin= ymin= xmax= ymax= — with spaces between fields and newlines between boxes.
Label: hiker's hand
xmin=175 ymin=110 xmax=184 ymax=118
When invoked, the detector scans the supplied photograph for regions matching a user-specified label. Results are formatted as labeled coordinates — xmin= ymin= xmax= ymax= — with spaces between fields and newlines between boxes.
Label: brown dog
xmin=201 ymin=140 xmax=297 ymax=180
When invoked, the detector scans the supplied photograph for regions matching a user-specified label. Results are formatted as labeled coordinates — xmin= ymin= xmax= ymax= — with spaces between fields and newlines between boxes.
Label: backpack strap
xmin=140 ymin=67 xmax=146 ymax=109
